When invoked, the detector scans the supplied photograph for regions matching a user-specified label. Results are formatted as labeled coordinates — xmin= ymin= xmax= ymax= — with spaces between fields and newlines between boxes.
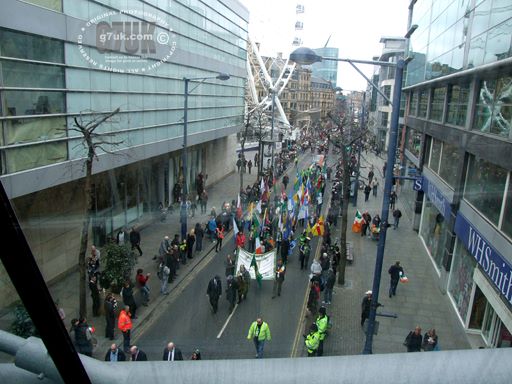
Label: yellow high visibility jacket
xmin=247 ymin=321 xmax=271 ymax=341
xmin=305 ymin=331 xmax=320 ymax=353
xmin=316 ymin=315 xmax=329 ymax=341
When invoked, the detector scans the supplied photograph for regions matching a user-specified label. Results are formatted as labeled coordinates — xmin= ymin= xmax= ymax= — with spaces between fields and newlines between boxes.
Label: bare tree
xmin=326 ymin=108 xmax=367 ymax=285
xmin=69 ymin=108 xmax=122 ymax=317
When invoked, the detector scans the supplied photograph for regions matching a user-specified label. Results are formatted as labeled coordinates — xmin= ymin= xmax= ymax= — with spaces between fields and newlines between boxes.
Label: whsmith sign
xmin=454 ymin=213 xmax=512 ymax=305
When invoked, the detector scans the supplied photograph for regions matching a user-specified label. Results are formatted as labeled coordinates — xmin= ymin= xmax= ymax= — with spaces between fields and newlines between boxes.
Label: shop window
xmin=424 ymin=135 xmax=432 ymax=165
xmin=430 ymin=87 xmax=446 ymax=121
xmin=469 ymin=286 xmax=487 ymax=329
xmin=405 ymin=126 xmax=421 ymax=158
xmin=464 ymin=155 xmax=507 ymax=226
xmin=448 ymin=242 xmax=476 ymax=324
xmin=3 ymin=90 xmax=65 ymax=116
xmin=420 ymin=199 xmax=447 ymax=270
xmin=447 ymin=84 xmax=469 ymax=126
xmin=474 ymin=75 xmax=512 ymax=137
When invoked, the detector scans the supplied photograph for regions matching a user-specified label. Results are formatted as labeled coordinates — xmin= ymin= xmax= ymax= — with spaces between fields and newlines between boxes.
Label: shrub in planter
xmin=100 ymin=243 xmax=136 ymax=293
xmin=10 ymin=303 xmax=38 ymax=338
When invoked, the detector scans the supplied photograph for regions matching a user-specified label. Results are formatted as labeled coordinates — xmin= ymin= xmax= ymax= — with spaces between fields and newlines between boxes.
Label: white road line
xmin=216 ymin=303 xmax=238 ymax=339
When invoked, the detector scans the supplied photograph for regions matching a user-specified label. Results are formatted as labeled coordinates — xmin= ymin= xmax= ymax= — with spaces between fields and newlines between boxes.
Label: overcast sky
xmin=240 ymin=0 xmax=410 ymax=91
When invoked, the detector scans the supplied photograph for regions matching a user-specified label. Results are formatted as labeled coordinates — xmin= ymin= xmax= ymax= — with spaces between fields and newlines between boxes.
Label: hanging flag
xmin=233 ymin=217 xmax=239 ymax=236
xmin=278 ymin=213 xmax=283 ymax=232
xmin=252 ymin=211 xmax=261 ymax=235
xmin=237 ymin=193 xmax=241 ymax=208
xmin=256 ymin=199 xmax=262 ymax=214
xmin=260 ymin=178 xmax=265 ymax=197
xmin=312 ymin=215 xmax=325 ymax=237
xmin=250 ymin=253 xmax=263 ymax=287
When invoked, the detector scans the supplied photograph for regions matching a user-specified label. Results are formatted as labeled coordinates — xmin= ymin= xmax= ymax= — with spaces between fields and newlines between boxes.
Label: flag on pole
xmin=260 ymin=178 xmax=265 ymax=197
xmin=352 ymin=210 xmax=364 ymax=233
xmin=256 ymin=199 xmax=262 ymax=214
xmin=312 ymin=215 xmax=325 ymax=237
xmin=233 ymin=217 xmax=239 ymax=236
xmin=255 ymin=236 xmax=263 ymax=254
xmin=237 ymin=193 xmax=241 ymax=208
xmin=250 ymin=253 xmax=263 ymax=287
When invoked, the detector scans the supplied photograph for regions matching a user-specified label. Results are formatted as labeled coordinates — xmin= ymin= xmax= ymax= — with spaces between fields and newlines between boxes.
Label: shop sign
xmin=422 ymin=176 xmax=451 ymax=218
xmin=455 ymin=213 xmax=512 ymax=305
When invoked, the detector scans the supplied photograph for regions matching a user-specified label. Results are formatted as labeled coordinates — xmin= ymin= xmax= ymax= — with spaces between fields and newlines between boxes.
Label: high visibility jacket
xmin=305 ymin=331 xmax=320 ymax=354
xmin=316 ymin=315 xmax=329 ymax=341
xmin=118 ymin=310 xmax=132 ymax=332
xmin=247 ymin=321 xmax=271 ymax=341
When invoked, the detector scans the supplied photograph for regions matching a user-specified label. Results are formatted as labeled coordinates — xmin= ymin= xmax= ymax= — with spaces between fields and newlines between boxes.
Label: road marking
xmin=216 ymin=303 xmax=238 ymax=339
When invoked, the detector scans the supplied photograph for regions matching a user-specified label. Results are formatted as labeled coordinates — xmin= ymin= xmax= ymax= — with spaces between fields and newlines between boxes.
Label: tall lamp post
xmin=181 ymin=73 xmax=230 ymax=240
xmin=290 ymin=44 xmax=413 ymax=354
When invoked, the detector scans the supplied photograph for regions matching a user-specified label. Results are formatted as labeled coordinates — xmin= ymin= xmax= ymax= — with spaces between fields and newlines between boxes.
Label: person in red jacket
xmin=136 ymin=268 xmax=150 ymax=306
xmin=235 ymin=231 xmax=246 ymax=249
xmin=118 ymin=306 xmax=133 ymax=353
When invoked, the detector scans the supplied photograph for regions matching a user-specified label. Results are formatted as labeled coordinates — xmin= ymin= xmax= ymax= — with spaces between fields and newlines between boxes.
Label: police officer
xmin=304 ymin=323 xmax=320 ymax=357
xmin=315 ymin=306 xmax=329 ymax=356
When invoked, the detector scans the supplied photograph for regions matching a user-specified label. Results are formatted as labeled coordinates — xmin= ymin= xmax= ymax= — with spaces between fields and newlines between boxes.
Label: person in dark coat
xmin=104 ymin=293 xmax=117 ymax=340
xmin=89 ymin=275 xmax=101 ymax=317
xmin=226 ymin=275 xmax=238 ymax=312
xmin=194 ymin=223 xmax=204 ymax=253
xmin=364 ymin=184 xmax=372 ymax=202
xmin=388 ymin=261 xmax=404 ymax=298
xmin=104 ymin=343 xmax=126 ymax=361
xmin=130 ymin=226 xmax=143 ymax=256
xmin=186 ymin=230 xmax=196 ymax=259
xmin=162 ymin=342 xmax=183 ymax=361
xmin=206 ymin=275 xmax=222 ymax=314
xmin=72 ymin=318 xmax=93 ymax=357
xmin=130 ymin=345 xmax=148 ymax=361
xmin=361 ymin=291 xmax=381 ymax=327
xmin=404 ymin=326 xmax=423 ymax=352
xmin=280 ymin=237 xmax=290 ymax=265
xmin=120 ymin=280 xmax=137 ymax=319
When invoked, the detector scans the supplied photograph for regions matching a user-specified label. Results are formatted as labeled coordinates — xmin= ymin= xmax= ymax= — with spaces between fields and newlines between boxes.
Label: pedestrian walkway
xmin=321 ymin=151 xmax=470 ymax=355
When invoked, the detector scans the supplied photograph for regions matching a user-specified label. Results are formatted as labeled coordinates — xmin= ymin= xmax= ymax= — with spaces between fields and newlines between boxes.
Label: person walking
xmin=104 ymin=343 xmax=126 ymax=361
xmin=158 ymin=261 xmax=170 ymax=295
xmin=130 ymin=345 xmax=148 ymax=361
xmin=89 ymin=274 xmax=101 ymax=317
xmin=388 ymin=261 xmax=404 ymax=298
xmin=136 ymin=268 xmax=150 ymax=306
xmin=120 ymin=280 xmax=137 ymax=319
xmin=304 ymin=323 xmax=320 ymax=357
xmin=71 ymin=317 xmax=93 ymax=357
xmin=206 ymin=275 xmax=222 ymax=314
xmin=129 ymin=226 xmax=143 ymax=256
xmin=361 ymin=290 xmax=381 ymax=327
xmin=118 ymin=305 xmax=133 ymax=353
xmin=392 ymin=208 xmax=402 ymax=229
xmin=237 ymin=265 xmax=251 ymax=303
xmin=368 ymin=169 xmax=374 ymax=185
xmin=104 ymin=293 xmax=117 ymax=340
xmin=372 ymin=178 xmax=379 ymax=197
xmin=248 ymin=160 xmax=253 ymax=174
xmin=194 ymin=223 xmax=204 ymax=253
xmin=389 ymin=191 xmax=397 ymax=210
xmin=226 ymin=275 xmax=238 ymax=312
xmin=186 ymin=229 xmax=195 ymax=259
xmin=162 ymin=342 xmax=183 ymax=361
xmin=272 ymin=258 xmax=286 ymax=298
xmin=225 ymin=254 xmax=236 ymax=277
xmin=215 ymin=225 xmax=225 ymax=252
xmin=363 ymin=184 xmax=371 ymax=202
xmin=404 ymin=326 xmax=423 ymax=352
xmin=422 ymin=329 xmax=439 ymax=351
xmin=315 ymin=306 xmax=330 ymax=356
xmin=247 ymin=317 xmax=271 ymax=359
xmin=323 ymin=268 xmax=335 ymax=305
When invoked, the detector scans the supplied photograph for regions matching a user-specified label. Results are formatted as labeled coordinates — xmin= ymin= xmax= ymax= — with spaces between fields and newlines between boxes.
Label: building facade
xmin=0 ymin=0 xmax=248 ymax=306
xmin=402 ymin=0 xmax=512 ymax=348
xmin=368 ymin=37 xmax=406 ymax=151
xmin=311 ymin=47 xmax=339 ymax=86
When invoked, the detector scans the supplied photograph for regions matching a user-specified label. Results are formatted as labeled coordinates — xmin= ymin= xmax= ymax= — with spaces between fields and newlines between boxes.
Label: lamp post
xmin=290 ymin=46 xmax=412 ymax=354
xmin=181 ymin=73 xmax=230 ymax=240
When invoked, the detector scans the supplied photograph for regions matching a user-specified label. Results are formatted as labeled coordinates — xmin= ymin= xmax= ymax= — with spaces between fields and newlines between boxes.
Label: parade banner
xmin=236 ymin=248 xmax=276 ymax=280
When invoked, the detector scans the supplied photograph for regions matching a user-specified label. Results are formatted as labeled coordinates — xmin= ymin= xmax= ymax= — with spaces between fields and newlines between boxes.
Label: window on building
xmin=380 ymin=111 xmax=389 ymax=127
xmin=0 ymin=28 xmax=64 ymax=62
xmin=405 ymin=126 xmax=421 ymax=158
xmin=429 ymin=138 xmax=442 ymax=173
xmin=464 ymin=155 xmax=508 ymax=227
xmin=409 ymin=91 xmax=417 ymax=116
xmin=447 ymin=84 xmax=470 ymax=126
xmin=430 ymin=87 xmax=446 ymax=121
xmin=418 ymin=89 xmax=429 ymax=118
xmin=381 ymin=85 xmax=391 ymax=106
xmin=502 ymin=179 xmax=512 ymax=239
xmin=439 ymin=142 xmax=460 ymax=188
xmin=474 ymin=75 xmax=512 ymax=137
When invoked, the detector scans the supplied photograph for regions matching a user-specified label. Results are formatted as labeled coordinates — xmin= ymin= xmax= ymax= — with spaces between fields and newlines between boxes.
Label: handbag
xmin=403 ymin=332 xmax=411 ymax=347
xmin=400 ymin=275 xmax=409 ymax=283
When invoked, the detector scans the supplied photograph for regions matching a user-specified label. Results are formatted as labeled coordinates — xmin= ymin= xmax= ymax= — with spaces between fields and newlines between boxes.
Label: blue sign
xmin=413 ymin=177 xmax=423 ymax=191
xmin=454 ymin=213 xmax=512 ymax=306
xmin=422 ymin=176 xmax=452 ymax=218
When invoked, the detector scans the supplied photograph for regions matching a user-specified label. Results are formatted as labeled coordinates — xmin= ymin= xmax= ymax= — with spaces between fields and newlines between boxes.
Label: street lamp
xmin=181 ymin=73 xmax=230 ymax=240
xmin=290 ymin=46 xmax=412 ymax=354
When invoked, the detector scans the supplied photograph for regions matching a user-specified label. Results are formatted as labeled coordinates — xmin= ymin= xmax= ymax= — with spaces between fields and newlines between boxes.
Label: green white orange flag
xmin=250 ymin=253 xmax=263 ymax=287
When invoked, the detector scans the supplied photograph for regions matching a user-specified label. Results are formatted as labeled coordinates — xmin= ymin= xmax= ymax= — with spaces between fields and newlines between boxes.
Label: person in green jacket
xmin=315 ymin=306 xmax=329 ymax=356
xmin=247 ymin=317 xmax=271 ymax=358
xmin=304 ymin=323 xmax=320 ymax=357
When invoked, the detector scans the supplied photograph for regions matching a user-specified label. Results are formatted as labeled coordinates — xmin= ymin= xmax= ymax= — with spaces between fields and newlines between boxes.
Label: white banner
xmin=236 ymin=248 xmax=276 ymax=281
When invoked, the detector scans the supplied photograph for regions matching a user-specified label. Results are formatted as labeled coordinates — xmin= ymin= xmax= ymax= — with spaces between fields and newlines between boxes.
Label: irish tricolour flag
xmin=352 ymin=210 xmax=364 ymax=233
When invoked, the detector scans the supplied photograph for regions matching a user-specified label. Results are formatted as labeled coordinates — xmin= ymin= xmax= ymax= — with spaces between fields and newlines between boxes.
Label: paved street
xmin=0 ymin=147 xmax=471 ymax=362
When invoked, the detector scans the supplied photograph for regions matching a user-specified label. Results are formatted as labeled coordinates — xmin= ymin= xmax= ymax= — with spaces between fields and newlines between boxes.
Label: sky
xmin=239 ymin=0 xmax=410 ymax=92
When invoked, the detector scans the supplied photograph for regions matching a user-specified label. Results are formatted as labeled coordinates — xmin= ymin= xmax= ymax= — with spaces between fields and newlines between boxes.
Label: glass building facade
xmin=0 ymin=0 xmax=248 ymax=304
xmin=311 ymin=47 xmax=339 ymax=86
xmin=402 ymin=0 xmax=512 ymax=347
